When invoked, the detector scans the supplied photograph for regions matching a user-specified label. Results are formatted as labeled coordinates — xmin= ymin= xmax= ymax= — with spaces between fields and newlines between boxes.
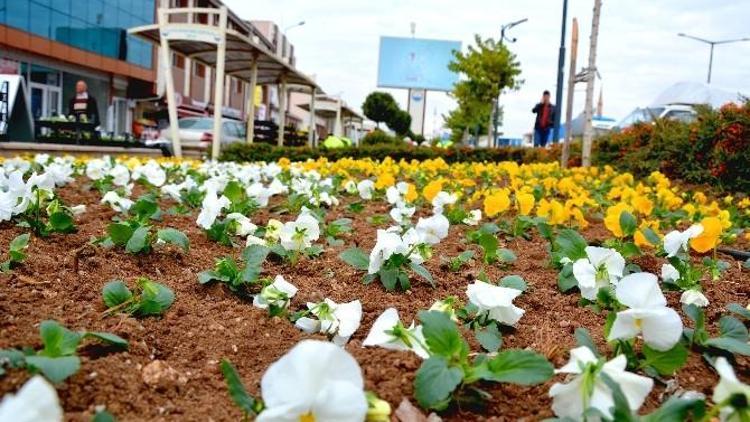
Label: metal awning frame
xmin=128 ymin=6 xmax=322 ymax=157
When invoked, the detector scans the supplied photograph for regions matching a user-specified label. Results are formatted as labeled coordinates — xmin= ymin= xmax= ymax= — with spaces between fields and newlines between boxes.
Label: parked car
xmin=617 ymin=104 xmax=696 ymax=129
xmin=157 ymin=117 xmax=247 ymax=152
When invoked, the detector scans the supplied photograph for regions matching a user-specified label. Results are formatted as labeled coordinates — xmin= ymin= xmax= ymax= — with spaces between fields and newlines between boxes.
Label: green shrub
xmin=361 ymin=129 xmax=401 ymax=146
xmin=219 ymin=142 xmax=562 ymax=165
xmin=592 ymin=101 xmax=750 ymax=192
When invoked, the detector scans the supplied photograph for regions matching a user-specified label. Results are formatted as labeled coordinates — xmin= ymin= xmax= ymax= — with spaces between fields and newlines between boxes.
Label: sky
xmin=223 ymin=0 xmax=750 ymax=138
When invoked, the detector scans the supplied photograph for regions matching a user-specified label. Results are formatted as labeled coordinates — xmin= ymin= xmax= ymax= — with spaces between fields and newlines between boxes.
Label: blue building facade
xmin=1 ymin=0 xmax=155 ymax=68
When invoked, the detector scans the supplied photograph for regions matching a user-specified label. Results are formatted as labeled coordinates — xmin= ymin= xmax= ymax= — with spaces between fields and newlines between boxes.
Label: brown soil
xmin=1 ymin=181 xmax=748 ymax=421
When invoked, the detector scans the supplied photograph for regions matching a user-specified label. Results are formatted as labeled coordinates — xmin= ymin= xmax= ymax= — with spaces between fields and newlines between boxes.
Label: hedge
xmin=593 ymin=101 xmax=750 ymax=192
xmin=218 ymin=142 xmax=564 ymax=165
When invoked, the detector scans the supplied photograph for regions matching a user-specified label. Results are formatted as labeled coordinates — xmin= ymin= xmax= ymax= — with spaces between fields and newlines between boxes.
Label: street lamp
xmin=677 ymin=33 xmax=750 ymax=84
xmin=492 ymin=18 xmax=528 ymax=145
xmin=284 ymin=21 xmax=306 ymax=33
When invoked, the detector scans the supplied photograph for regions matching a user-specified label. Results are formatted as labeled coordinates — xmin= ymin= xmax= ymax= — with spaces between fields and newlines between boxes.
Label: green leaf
xmin=379 ymin=267 xmax=399 ymax=291
xmin=619 ymin=242 xmax=641 ymax=258
xmin=557 ymin=263 xmax=578 ymax=292
xmin=125 ymin=226 xmax=150 ymax=253
xmin=220 ymin=359 xmax=258 ymax=416
xmin=339 ymin=247 xmax=370 ymax=271
xmin=241 ymin=245 xmax=270 ymax=283
xmin=39 ymin=320 xmax=82 ymax=357
xmin=554 ymin=229 xmax=588 ymax=261
xmin=223 ymin=181 xmax=244 ymax=204
xmin=496 ymin=248 xmax=517 ymax=264
xmin=599 ymin=372 xmax=638 ymax=422
xmin=198 ymin=270 xmax=224 ymax=285
xmin=25 ymin=355 xmax=80 ymax=383
xmin=0 ymin=348 xmax=27 ymax=369
xmin=744 ymin=258 xmax=750 ymax=269
xmin=102 ymin=280 xmax=133 ymax=308
xmin=157 ymin=228 xmax=189 ymax=252
xmin=418 ymin=310 xmax=464 ymax=358
xmin=642 ymin=396 xmax=706 ymax=422
xmin=718 ymin=316 xmax=749 ymax=341
xmin=619 ymin=211 xmax=637 ymax=237
xmin=475 ymin=324 xmax=502 ymax=352
xmin=107 ymin=223 xmax=134 ymax=246
xmin=9 ymin=233 xmax=30 ymax=252
xmin=136 ymin=278 xmax=175 ymax=316
xmin=48 ymin=212 xmax=74 ymax=232
xmin=477 ymin=232 xmax=498 ymax=263
xmin=480 ymin=349 xmax=554 ymax=385
xmin=130 ymin=198 xmax=158 ymax=221
xmin=727 ymin=303 xmax=750 ymax=320
xmin=574 ymin=328 xmax=600 ymax=357
xmin=498 ymin=275 xmax=527 ymax=292
xmin=705 ymin=337 xmax=750 ymax=356
xmin=414 ymin=357 xmax=463 ymax=411
xmin=642 ymin=342 xmax=688 ymax=376
xmin=92 ymin=410 xmax=117 ymax=422
xmin=641 ymin=227 xmax=662 ymax=246
xmin=83 ymin=332 xmax=129 ymax=349
xmin=410 ymin=262 xmax=434 ymax=287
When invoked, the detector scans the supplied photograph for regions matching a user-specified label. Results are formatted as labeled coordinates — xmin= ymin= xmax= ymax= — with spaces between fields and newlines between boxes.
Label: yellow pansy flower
xmin=690 ymin=217 xmax=722 ymax=253
xmin=604 ymin=203 xmax=634 ymax=238
xmin=516 ymin=193 xmax=535 ymax=216
xmin=423 ymin=180 xmax=444 ymax=202
xmin=484 ymin=191 xmax=510 ymax=217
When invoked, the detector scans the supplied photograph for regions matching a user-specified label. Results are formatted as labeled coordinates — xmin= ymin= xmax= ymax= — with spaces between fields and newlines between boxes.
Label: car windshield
xmin=664 ymin=110 xmax=695 ymax=123
xmin=178 ymin=119 xmax=213 ymax=130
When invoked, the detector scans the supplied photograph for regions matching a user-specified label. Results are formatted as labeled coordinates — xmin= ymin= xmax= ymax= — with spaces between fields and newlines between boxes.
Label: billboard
xmin=377 ymin=36 xmax=461 ymax=92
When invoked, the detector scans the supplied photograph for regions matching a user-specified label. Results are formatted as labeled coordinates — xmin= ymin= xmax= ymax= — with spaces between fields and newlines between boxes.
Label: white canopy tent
xmin=649 ymin=81 xmax=744 ymax=108
xmin=128 ymin=6 xmax=322 ymax=158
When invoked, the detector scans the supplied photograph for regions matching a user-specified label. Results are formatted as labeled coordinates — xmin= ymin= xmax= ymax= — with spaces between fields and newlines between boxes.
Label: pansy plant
xmin=1 ymin=233 xmax=30 ymax=272
xmin=102 ymin=277 xmax=175 ymax=317
xmin=198 ymin=245 xmax=270 ymax=299
xmin=0 ymin=320 xmax=127 ymax=383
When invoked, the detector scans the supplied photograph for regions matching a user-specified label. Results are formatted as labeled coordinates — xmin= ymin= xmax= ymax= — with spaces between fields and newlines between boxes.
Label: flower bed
xmin=0 ymin=155 xmax=749 ymax=420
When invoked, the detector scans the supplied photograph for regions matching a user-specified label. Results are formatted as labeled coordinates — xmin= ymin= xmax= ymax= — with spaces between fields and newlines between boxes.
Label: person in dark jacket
xmin=532 ymin=90 xmax=555 ymax=147
xmin=68 ymin=80 xmax=99 ymax=126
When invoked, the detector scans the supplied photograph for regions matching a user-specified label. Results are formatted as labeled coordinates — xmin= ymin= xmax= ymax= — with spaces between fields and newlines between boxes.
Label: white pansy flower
xmin=389 ymin=205 xmax=415 ymax=225
xmin=661 ymin=263 xmax=680 ymax=284
xmin=246 ymin=235 xmax=268 ymax=247
xmin=466 ymin=280 xmax=525 ymax=326
xmin=196 ymin=188 xmax=231 ymax=229
xmin=608 ymin=272 xmax=683 ymax=351
xmin=0 ymin=375 xmax=63 ymax=422
xmin=253 ymin=275 xmax=298 ymax=310
xmin=295 ymin=299 xmax=362 ymax=346
xmin=357 ymin=180 xmax=375 ymax=200
xmin=108 ymin=164 xmax=130 ymax=187
xmin=549 ymin=346 xmax=653 ymax=420
xmin=264 ymin=219 xmax=284 ymax=242
xmin=463 ymin=209 xmax=482 ymax=226
xmin=680 ymin=289 xmax=709 ymax=308
xmin=368 ymin=229 xmax=409 ymax=274
xmin=246 ymin=182 xmax=273 ymax=207
xmin=385 ymin=182 xmax=410 ymax=205
xmin=45 ymin=162 xmax=74 ymax=186
xmin=226 ymin=213 xmax=257 ymax=236
xmin=432 ymin=191 xmax=458 ymax=214
xmin=70 ymin=204 xmax=86 ymax=215
xmin=362 ymin=308 xmax=430 ymax=359
xmin=85 ymin=158 xmax=110 ymax=180
xmin=279 ymin=214 xmax=320 ymax=251
xmin=101 ymin=191 xmax=134 ymax=213
xmin=343 ymin=180 xmax=357 ymax=194
xmin=663 ymin=224 xmax=704 ymax=257
xmin=572 ymin=246 xmax=626 ymax=300
xmin=415 ymin=213 xmax=450 ymax=245
xmin=713 ymin=357 xmax=750 ymax=422
xmin=257 ymin=340 xmax=367 ymax=422
xmin=132 ymin=161 xmax=166 ymax=186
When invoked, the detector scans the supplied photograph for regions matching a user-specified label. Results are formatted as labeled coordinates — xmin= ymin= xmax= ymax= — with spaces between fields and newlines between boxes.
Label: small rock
xmin=559 ymin=320 xmax=570 ymax=328
xmin=142 ymin=360 xmax=187 ymax=390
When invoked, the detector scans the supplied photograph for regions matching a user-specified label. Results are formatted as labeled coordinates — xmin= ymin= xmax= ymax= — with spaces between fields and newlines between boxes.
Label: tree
xmin=389 ymin=110 xmax=412 ymax=136
xmin=362 ymin=92 xmax=399 ymax=128
xmin=445 ymin=35 xmax=522 ymax=142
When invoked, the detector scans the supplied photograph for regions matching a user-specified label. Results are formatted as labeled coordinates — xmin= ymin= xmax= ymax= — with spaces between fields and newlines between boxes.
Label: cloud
xmin=224 ymin=0 xmax=750 ymax=138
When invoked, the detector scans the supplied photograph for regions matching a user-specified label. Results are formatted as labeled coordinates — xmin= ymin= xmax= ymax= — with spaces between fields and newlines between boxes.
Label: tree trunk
xmin=581 ymin=0 xmax=602 ymax=167
xmin=561 ymin=18 xmax=579 ymax=168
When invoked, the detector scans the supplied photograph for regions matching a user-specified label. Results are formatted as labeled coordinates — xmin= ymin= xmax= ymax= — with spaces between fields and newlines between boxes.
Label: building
xmin=1 ymin=0 xmax=157 ymax=135
xmin=0 ymin=0 xmax=319 ymax=142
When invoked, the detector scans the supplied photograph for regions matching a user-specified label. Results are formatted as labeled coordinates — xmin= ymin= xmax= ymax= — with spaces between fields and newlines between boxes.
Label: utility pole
xmin=561 ymin=18 xmax=579 ymax=168
xmin=677 ymin=33 xmax=750 ymax=84
xmin=581 ymin=0 xmax=602 ymax=167
xmin=552 ymin=0 xmax=569 ymax=146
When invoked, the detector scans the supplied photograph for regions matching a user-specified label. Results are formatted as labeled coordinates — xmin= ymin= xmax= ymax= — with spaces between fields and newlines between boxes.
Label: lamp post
xmin=284 ymin=21 xmax=306 ymax=34
xmin=551 ymin=0 xmax=569 ymax=146
xmin=493 ymin=18 xmax=527 ymax=146
xmin=677 ymin=33 xmax=750 ymax=84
